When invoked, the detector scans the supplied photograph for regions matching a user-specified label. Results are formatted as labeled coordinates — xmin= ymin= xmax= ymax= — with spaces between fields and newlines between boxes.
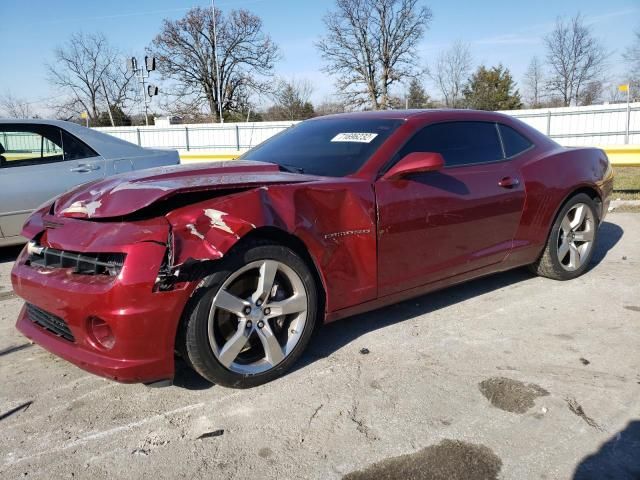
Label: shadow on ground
xmin=573 ymin=421 xmax=640 ymax=480
xmin=173 ymin=220 xmax=623 ymax=389
xmin=294 ymin=220 xmax=623 ymax=373
xmin=589 ymin=221 xmax=624 ymax=265
xmin=0 ymin=245 xmax=23 ymax=263
xmin=300 ymin=268 xmax=531 ymax=368
xmin=173 ymin=358 xmax=215 ymax=390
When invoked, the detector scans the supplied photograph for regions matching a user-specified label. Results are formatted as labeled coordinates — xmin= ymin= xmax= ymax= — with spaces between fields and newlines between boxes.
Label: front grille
xmin=26 ymin=304 xmax=75 ymax=342
xmin=27 ymin=243 xmax=125 ymax=276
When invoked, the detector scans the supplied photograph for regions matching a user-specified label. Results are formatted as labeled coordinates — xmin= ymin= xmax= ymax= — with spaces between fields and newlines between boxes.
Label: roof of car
xmin=309 ymin=108 xmax=557 ymax=151
xmin=1 ymin=118 xmax=79 ymax=126
xmin=0 ymin=118 xmax=150 ymax=158
xmin=312 ymin=108 xmax=516 ymax=122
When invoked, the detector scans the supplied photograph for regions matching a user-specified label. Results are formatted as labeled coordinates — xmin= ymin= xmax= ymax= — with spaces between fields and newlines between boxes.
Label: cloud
xmin=473 ymin=33 xmax=541 ymax=46
xmin=467 ymin=7 xmax=639 ymax=49
xmin=585 ymin=8 xmax=640 ymax=25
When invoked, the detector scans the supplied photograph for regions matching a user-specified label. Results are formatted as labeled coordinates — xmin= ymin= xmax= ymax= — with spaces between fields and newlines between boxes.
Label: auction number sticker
xmin=331 ymin=132 xmax=378 ymax=143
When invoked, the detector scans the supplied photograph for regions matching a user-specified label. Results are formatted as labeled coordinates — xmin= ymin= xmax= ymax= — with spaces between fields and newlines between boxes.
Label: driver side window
xmin=396 ymin=121 xmax=505 ymax=168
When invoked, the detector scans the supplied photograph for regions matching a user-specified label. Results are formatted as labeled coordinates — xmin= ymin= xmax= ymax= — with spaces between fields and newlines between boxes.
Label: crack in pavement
xmin=0 ymin=401 xmax=33 ymax=422
xmin=0 ymin=343 xmax=33 ymax=357
xmin=566 ymin=397 xmax=603 ymax=431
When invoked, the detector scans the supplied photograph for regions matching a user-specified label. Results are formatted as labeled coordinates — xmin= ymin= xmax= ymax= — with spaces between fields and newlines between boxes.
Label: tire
xmin=529 ymin=193 xmax=599 ymax=280
xmin=180 ymin=240 xmax=318 ymax=388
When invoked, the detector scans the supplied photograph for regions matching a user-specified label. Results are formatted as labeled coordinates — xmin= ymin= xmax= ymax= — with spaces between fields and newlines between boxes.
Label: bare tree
xmin=623 ymin=29 xmax=640 ymax=99
xmin=149 ymin=7 xmax=279 ymax=121
xmin=523 ymin=57 xmax=545 ymax=108
xmin=266 ymin=78 xmax=315 ymax=120
xmin=578 ymin=80 xmax=603 ymax=106
xmin=428 ymin=40 xmax=473 ymax=108
xmin=315 ymin=98 xmax=349 ymax=116
xmin=47 ymin=32 xmax=135 ymax=122
xmin=317 ymin=0 xmax=432 ymax=110
xmin=544 ymin=14 xmax=607 ymax=106
xmin=0 ymin=92 xmax=34 ymax=118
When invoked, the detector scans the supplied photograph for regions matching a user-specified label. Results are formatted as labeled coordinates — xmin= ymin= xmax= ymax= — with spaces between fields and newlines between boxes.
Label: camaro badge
xmin=324 ymin=229 xmax=372 ymax=240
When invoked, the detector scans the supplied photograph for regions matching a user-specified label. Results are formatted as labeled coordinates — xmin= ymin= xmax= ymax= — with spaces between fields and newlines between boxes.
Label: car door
xmin=375 ymin=121 xmax=526 ymax=297
xmin=0 ymin=124 xmax=105 ymax=239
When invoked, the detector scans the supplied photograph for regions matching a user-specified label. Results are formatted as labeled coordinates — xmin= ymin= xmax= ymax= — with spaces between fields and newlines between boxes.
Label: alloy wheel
xmin=556 ymin=203 xmax=595 ymax=271
xmin=207 ymin=260 xmax=308 ymax=374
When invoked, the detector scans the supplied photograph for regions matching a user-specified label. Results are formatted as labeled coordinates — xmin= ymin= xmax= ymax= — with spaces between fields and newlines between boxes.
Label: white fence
xmin=95 ymin=121 xmax=297 ymax=152
xmin=500 ymin=103 xmax=640 ymax=146
xmin=1 ymin=131 xmax=62 ymax=154
xmin=95 ymin=103 xmax=640 ymax=152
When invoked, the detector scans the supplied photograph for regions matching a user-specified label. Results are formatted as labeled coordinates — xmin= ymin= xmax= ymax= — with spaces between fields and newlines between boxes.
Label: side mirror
xmin=382 ymin=152 xmax=445 ymax=180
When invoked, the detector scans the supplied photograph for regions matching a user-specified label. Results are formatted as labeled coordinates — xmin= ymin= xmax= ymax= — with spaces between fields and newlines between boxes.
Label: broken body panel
xmin=13 ymin=161 xmax=379 ymax=382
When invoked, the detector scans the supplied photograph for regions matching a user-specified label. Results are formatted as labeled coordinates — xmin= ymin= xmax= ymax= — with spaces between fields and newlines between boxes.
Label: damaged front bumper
xmin=11 ymin=214 xmax=197 ymax=384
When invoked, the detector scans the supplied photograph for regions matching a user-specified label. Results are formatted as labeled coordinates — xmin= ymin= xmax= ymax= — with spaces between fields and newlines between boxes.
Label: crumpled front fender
xmin=168 ymin=207 xmax=257 ymax=265
xmin=165 ymin=182 xmax=377 ymax=316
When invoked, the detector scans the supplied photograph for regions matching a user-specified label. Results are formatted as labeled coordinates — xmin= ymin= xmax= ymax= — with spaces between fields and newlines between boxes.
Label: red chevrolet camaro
xmin=11 ymin=110 xmax=613 ymax=388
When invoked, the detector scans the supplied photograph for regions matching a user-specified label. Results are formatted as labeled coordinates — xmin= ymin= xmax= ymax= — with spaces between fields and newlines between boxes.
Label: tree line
xmin=1 ymin=1 xmax=639 ymax=125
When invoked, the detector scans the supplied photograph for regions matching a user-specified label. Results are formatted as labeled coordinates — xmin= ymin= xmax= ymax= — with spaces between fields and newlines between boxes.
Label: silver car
xmin=0 ymin=119 xmax=180 ymax=246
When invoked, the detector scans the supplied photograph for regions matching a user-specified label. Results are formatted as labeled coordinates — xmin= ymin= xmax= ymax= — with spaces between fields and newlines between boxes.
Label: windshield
xmin=240 ymin=118 xmax=403 ymax=177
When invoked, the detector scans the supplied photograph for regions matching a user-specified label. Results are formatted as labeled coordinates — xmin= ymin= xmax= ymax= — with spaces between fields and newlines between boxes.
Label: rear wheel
xmin=180 ymin=241 xmax=318 ymax=388
xmin=529 ymin=193 xmax=598 ymax=280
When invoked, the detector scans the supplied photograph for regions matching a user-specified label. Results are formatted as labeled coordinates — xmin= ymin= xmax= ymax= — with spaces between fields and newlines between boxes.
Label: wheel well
xmin=174 ymin=226 xmax=328 ymax=364
xmin=563 ymin=186 xmax=602 ymax=220
xmin=234 ymin=227 xmax=327 ymax=317
xmin=534 ymin=185 xmax=602 ymax=265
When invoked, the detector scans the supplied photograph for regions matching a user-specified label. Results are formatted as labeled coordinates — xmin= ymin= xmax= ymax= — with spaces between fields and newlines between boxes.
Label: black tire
xmin=179 ymin=240 xmax=318 ymax=388
xmin=529 ymin=193 xmax=599 ymax=280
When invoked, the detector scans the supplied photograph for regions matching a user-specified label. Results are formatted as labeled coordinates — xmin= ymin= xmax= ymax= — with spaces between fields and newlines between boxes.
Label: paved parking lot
xmin=1 ymin=213 xmax=639 ymax=480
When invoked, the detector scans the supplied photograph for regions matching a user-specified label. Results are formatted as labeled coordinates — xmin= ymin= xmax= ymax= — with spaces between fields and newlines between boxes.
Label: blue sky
xmin=0 ymin=0 xmax=638 ymax=114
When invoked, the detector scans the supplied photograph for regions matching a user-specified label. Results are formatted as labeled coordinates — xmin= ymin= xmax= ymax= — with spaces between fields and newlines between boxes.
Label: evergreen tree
xmin=463 ymin=65 xmax=522 ymax=110
xmin=94 ymin=105 xmax=132 ymax=127
xmin=407 ymin=78 xmax=430 ymax=108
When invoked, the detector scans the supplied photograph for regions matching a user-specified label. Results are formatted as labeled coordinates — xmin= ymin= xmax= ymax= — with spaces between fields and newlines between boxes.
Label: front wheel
xmin=180 ymin=241 xmax=318 ymax=388
xmin=529 ymin=193 xmax=599 ymax=280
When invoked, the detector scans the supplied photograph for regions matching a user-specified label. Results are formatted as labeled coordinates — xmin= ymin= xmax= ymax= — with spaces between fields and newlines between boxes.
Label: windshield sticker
xmin=331 ymin=132 xmax=378 ymax=143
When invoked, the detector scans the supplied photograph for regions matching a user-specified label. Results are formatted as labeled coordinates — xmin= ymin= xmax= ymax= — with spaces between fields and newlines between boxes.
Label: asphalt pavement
xmin=0 ymin=213 xmax=638 ymax=480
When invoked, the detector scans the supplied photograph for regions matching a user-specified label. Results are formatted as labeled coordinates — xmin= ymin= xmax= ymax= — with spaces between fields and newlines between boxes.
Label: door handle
xmin=498 ymin=176 xmax=520 ymax=188
xmin=70 ymin=164 xmax=100 ymax=173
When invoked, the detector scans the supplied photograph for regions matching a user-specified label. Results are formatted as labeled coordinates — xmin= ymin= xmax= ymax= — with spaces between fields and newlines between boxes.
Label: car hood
xmin=53 ymin=160 xmax=320 ymax=219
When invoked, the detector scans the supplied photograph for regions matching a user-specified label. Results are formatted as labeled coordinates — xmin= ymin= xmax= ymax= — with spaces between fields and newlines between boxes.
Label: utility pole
xmin=128 ymin=56 xmax=159 ymax=126
xmin=140 ymin=69 xmax=149 ymax=126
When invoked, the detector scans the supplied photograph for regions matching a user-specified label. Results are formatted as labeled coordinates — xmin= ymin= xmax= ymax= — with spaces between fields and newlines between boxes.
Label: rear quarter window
xmin=498 ymin=124 xmax=533 ymax=157
xmin=61 ymin=130 xmax=98 ymax=160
